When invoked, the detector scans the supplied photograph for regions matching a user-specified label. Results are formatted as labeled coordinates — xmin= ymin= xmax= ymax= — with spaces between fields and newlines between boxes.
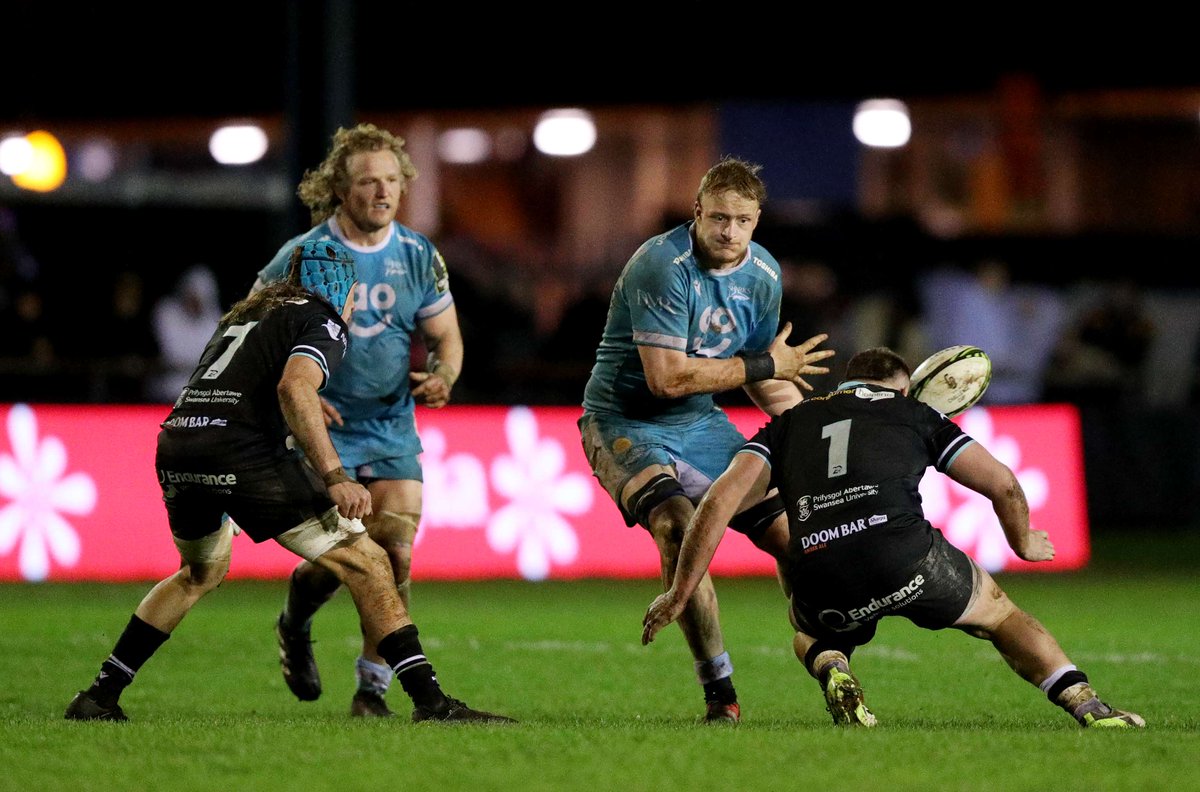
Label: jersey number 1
xmin=822 ymin=419 xmax=851 ymax=478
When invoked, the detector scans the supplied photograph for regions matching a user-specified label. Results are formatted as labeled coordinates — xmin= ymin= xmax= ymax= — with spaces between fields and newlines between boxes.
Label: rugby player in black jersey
xmin=643 ymin=346 xmax=1143 ymax=729
xmin=65 ymin=239 xmax=512 ymax=724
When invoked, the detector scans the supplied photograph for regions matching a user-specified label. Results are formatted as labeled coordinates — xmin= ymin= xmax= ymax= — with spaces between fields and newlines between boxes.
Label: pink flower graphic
xmin=920 ymin=408 xmax=1048 ymax=572
xmin=0 ymin=405 xmax=96 ymax=581
xmin=487 ymin=407 xmax=592 ymax=580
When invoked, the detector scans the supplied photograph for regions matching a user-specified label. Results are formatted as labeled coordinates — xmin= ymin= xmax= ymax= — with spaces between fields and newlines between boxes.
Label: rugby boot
xmin=1058 ymin=683 xmax=1145 ymax=728
xmin=412 ymin=697 xmax=517 ymax=723
xmin=64 ymin=690 xmax=128 ymax=722
xmin=350 ymin=690 xmax=395 ymax=718
xmin=276 ymin=613 xmax=321 ymax=701
xmin=823 ymin=667 xmax=877 ymax=727
xmin=703 ymin=701 xmax=741 ymax=723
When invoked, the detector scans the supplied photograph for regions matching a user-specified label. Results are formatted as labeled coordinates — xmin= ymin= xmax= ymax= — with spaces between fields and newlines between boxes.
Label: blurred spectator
xmin=0 ymin=281 xmax=60 ymax=402
xmin=147 ymin=264 xmax=222 ymax=403
xmin=0 ymin=207 xmax=40 ymax=289
xmin=1043 ymin=280 xmax=1155 ymax=408
xmin=96 ymin=270 xmax=161 ymax=402
xmin=538 ymin=274 xmax=615 ymax=403
xmin=777 ymin=258 xmax=855 ymax=395
xmin=0 ymin=283 xmax=55 ymax=366
xmin=917 ymin=258 xmax=1065 ymax=405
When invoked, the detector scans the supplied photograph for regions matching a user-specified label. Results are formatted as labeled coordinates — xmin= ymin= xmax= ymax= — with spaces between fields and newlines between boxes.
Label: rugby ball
xmin=909 ymin=345 xmax=991 ymax=417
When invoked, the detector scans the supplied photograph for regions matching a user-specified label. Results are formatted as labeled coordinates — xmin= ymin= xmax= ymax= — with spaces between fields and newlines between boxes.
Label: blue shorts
xmin=328 ymin=415 xmax=423 ymax=483
xmin=578 ymin=409 xmax=747 ymax=525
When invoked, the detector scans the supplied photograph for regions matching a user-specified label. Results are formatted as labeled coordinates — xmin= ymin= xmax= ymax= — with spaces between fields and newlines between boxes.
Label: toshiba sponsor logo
xmin=157 ymin=470 xmax=238 ymax=486
xmin=753 ymin=257 xmax=777 ymax=281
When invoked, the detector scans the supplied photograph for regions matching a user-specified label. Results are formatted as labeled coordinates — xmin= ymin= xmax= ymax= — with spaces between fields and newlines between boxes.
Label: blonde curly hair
xmin=297 ymin=123 xmax=418 ymax=225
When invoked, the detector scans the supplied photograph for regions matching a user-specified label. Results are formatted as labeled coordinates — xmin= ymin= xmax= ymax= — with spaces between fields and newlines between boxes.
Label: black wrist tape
xmin=743 ymin=355 xmax=775 ymax=382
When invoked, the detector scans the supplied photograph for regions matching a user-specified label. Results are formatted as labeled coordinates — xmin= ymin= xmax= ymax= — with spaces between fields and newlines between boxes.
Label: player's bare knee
xmin=647 ymin=496 xmax=692 ymax=545
xmin=175 ymin=558 xmax=228 ymax=598
xmin=325 ymin=536 xmax=391 ymax=585
xmin=959 ymin=586 xmax=1017 ymax=638
xmin=367 ymin=510 xmax=419 ymax=585
xmin=625 ymin=473 xmax=688 ymax=536
xmin=172 ymin=522 xmax=233 ymax=593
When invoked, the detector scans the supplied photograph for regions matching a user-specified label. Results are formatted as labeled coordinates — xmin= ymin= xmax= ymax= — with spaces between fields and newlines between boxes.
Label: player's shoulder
xmin=285 ymin=296 xmax=348 ymax=340
xmin=625 ymin=224 xmax=694 ymax=280
xmin=271 ymin=292 xmax=327 ymax=321
xmin=284 ymin=224 xmax=333 ymax=252
xmin=745 ymin=242 xmax=781 ymax=286
xmin=390 ymin=221 xmax=436 ymax=254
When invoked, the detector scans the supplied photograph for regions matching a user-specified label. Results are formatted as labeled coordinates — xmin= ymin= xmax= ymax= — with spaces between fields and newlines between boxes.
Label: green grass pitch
xmin=2 ymin=532 xmax=1197 ymax=792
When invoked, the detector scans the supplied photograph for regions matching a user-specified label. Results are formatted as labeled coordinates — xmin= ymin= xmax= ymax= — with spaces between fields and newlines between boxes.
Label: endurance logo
xmin=817 ymin=573 xmax=926 ymax=631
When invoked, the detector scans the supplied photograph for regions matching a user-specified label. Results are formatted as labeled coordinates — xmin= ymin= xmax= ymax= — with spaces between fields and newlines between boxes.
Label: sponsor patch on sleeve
xmin=432 ymin=248 xmax=450 ymax=294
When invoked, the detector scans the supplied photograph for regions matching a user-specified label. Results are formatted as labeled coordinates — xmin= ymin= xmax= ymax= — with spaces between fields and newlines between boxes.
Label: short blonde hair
xmin=697 ymin=156 xmax=767 ymax=206
xmin=297 ymin=123 xmax=418 ymax=225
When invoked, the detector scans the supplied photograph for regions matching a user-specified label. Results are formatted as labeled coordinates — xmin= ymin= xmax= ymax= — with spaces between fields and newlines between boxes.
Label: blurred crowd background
xmin=0 ymin=203 xmax=1183 ymax=413
xmin=3 ymin=7 xmax=1199 ymax=529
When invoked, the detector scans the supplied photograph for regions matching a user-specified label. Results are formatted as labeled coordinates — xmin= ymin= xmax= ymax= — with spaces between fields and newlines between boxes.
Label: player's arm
xmin=642 ymin=452 xmax=771 ymax=644
xmin=639 ymin=324 xmax=833 ymax=399
xmin=743 ymin=379 xmax=803 ymax=417
xmin=411 ymin=304 xmax=463 ymax=409
xmin=945 ymin=442 xmax=1052 ymax=562
xmin=277 ymin=355 xmax=371 ymax=519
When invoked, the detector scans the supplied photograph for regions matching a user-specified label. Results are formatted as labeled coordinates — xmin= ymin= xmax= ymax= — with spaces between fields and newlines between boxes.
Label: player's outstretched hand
xmin=1016 ymin=529 xmax=1055 ymax=562
xmin=642 ymin=590 xmax=687 ymax=646
xmin=768 ymin=325 xmax=835 ymax=391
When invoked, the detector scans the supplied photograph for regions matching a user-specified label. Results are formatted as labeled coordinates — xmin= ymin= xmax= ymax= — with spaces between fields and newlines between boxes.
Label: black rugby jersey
xmin=742 ymin=383 xmax=974 ymax=595
xmin=157 ymin=297 xmax=349 ymax=468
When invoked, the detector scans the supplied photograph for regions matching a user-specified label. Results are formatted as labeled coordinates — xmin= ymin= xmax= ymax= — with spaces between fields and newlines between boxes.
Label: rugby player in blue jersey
xmin=579 ymin=157 xmax=835 ymax=723
xmin=253 ymin=124 xmax=464 ymax=718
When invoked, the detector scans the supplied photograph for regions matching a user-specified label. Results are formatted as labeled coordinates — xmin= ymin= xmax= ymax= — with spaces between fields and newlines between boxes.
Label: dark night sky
xmin=10 ymin=3 xmax=1199 ymax=124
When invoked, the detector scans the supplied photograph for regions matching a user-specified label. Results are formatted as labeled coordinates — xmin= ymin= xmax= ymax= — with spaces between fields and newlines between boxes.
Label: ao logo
xmin=350 ymin=282 xmax=397 ymax=338
xmin=692 ymin=305 xmax=736 ymax=357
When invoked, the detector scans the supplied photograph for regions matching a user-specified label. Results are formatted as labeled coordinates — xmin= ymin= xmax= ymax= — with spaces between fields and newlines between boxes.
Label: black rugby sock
xmin=703 ymin=676 xmax=738 ymax=706
xmin=89 ymin=615 xmax=170 ymax=705
xmin=378 ymin=625 xmax=447 ymax=710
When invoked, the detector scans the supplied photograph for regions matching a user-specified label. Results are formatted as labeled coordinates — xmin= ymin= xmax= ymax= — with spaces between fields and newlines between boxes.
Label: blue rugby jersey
xmin=258 ymin=217 xmax=453 ymax=424
xmin=582 ymin=223 xmax=783 ymax=424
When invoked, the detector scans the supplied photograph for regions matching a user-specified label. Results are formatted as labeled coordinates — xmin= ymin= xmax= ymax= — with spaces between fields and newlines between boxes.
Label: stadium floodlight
xmin=11 ymin=130 xmax=68 ymax=191
xmin=0 ymin=133 xmax=33 ymax=176
xmin=853 ymin=99 xmax=912 ymax=148
xmin=209 ymin=124 xmax=269 ymax=165
xmin=533 ymin=109 xmax=596 ymax=157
